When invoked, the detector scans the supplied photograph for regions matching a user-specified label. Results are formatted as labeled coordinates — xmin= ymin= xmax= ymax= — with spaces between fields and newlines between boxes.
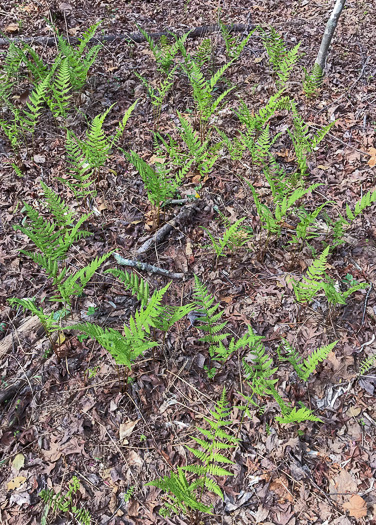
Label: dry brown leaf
xmin=7 ymin=476 xmax=27 ymax=490
xmin=367 ymin=148 xmax=376 ymax=167
xmin=119 ymin=420 xmax=138 ymax=443
xmin=269 ymin=475 xmax=293 ymax=502
xmin=4 ymin=23 xmax=19 ymax=33
xmin=343 ymin=495 xmax=367 ymax=518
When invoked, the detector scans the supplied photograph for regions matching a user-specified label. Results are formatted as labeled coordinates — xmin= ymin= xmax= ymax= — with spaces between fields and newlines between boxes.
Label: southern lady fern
xmin=241 ymin=327 xmax=329 ymax=424
xmin=14 ymin=182 xmax=92 ymax=263
xmin=288 ymin=101 xmax=335 ymax=178
xmin=291 ymin=246 xmax=368 ymax=306
xmin=56 ymin=21 xmax=102 ymax=90
xmin=346 ymin=188 xmax=376 ymax=221
xmin=193 ymin=276 xmax=229 ymax=369
xmin=147 ymin=387 xmax=238 ymax=518
xmin=201 ymin=217 xmax=248 ymax=260
xmin=65 ymin=284 xmax=170 ymax=370
xmin=278 ymin=339 xmax=338 ymax=381
xmin=260 ymin=27 xmax=301 ymax=88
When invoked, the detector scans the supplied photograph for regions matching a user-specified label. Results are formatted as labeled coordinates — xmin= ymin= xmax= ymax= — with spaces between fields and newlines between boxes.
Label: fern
xmin=193 ymin=38 xmax=212 ymax=69
xmin=182 ymin=57 xmax=235 ymax=140
xmin=276 ymin=405 xmax=322 ymax=424
xmin=56 ymin=21 xmax=102 ymax=90
xmin=23 ymin=74 xmax=52 ymax=139
xmin=135 ymin=67 xmax=176 ymax=126
xmin=154 ymin=304 xmax=195 ymax=334
xmin=303 ymin=63 xmax=323 ymax=97
xmin=104 ymin=268 xmax=150 ymax=307
xmin=48 ymin=57 xmax=72 ymax=118
xmin=278 ymin=339 xmax=338 ymax=381
xmin=62 ymin=130 xmax=96 ymax=198
xmin=292 ymin=246 xmax=368 ymax=305
xmin=14 ymin=185 xmax=92 ymax=263
xmin=260 ymin=27 xmax=300 ymax=88
xmin=111 ymin=99 xmax=138 ymax=146
xmin=147 ymin=387 xmax=238 ymax=518
xmin=346 ymin=188 xmax=376 ymax=221
xmin=126 ymin=150 xmax=192 ymax=223
xmin=288 ymin=101 xmax=335 ymax=178
xmin=51 ymin=253 xmax=112 ymax=305
xmin=66 ymin=284 xmax=170 ymax=368
xmin=236 ymin=89 xmax=290 ymax=134
xmin=289 ymin=202 xmax=330 ymax=246
xmin=359 ymin=352 xmax=376 ymax=375
xmin=202 ymin=217 xmax=248 ymax=260
xmin=83 ymin=106 xmax=113 ymax=171
xmin=193 ymin=275 xmax=229 ymax=367
xmin=8 ymin=298 xmax=58 ymax=336
xmin=137 ymin=28 xmax=189 ymax=75
xmin=247 ymin=179 xmax=321 ymax=237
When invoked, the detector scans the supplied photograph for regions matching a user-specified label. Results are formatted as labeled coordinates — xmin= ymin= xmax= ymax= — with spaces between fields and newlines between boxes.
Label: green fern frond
xmin=53 ymin=253 xmax=112 ymax=304
xmin=346 ymin=188 xmax=376 ymax=221
xmin=8 ymin=297 xmax=58 ymax=334
xmin=104 ymin=268 xmax=150 ymax=307
xmin=111 ymin=100 xmax=138 ymax=145
xmin=202 ymin=217 xmax=248 ymax=258
xmin=193 ymin=275 xmax=229 ymax=359
xmin=23 ymin=74 xmax=51 ymax=133
xmin=40 ymin=182 xmax=75 ymax=228
xmin=359 ymin=352 xmax=376 ymax=375
xmin=276 ymin=405 xmax=322 ymax=424
xmin=300 ymin=341 xmax=338 ymax=380
xmin=49 ymin=57 xmax=72 ymax=117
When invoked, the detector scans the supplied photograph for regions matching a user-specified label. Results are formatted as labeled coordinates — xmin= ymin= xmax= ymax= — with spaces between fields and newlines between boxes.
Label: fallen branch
xmin=0 ymin=23 xmax=254 ymax=47
xmin=136 ymin=200 xmax=200 ymax=258
xmin=113 ymin=254 xmax=184 ymax=279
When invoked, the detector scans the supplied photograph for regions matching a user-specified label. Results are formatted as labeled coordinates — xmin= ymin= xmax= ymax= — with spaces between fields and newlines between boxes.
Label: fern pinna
xmin=147 ymin=387 xmax=238 ymax=520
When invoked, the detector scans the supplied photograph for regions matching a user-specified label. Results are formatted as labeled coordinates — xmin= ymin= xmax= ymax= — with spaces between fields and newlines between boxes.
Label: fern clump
xmin=278 ymin=339 xmax=338 ymax=381
xmin=291 ymin=246 xmax=368 ymax=307
xmin=202 ymin=216 xmax=250 ymax=263
xmin=240 ymin=327 xmax=334 ymax=425
xmin=303 ymin=63 xmax=323 ymax=97
xmin=147 ymin=387 xmax=238 ymax=519
xmin=260 ymin=27 xmax=301 ymax=88
xmin=56 ymin=21 xmax=102 ymax=90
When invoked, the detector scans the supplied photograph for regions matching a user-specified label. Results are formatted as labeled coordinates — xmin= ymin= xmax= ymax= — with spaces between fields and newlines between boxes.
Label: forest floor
xmin=0 ymin=0 xmax=376 ymax=524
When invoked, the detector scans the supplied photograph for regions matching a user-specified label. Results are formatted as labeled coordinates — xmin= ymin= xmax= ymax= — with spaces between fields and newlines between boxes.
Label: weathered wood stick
xmin=136 ymin=200 xmax=200 ymax=258
xmin=113 ymin=254 xmax=184 ymax=279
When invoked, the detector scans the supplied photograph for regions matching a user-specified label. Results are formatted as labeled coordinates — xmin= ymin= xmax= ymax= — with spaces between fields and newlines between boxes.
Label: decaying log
xmin=0 ymin=23 xmax=254 ymax=47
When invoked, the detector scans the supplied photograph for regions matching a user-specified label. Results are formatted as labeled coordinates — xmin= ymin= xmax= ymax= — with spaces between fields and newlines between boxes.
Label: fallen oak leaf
xmin=343 ymin=494 xmax=367 ymax=518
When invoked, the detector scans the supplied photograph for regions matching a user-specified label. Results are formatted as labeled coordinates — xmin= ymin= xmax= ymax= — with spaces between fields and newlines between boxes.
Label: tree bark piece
xmin=315 ymin=0 xmax=346 ymax=74
xmin=113 ymin=254 xmax=184 ymax=279
xmin=136 ymin=200 xmax=200 ymax=258
xmin=0 ymin=23 xmax=253 ymax=47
